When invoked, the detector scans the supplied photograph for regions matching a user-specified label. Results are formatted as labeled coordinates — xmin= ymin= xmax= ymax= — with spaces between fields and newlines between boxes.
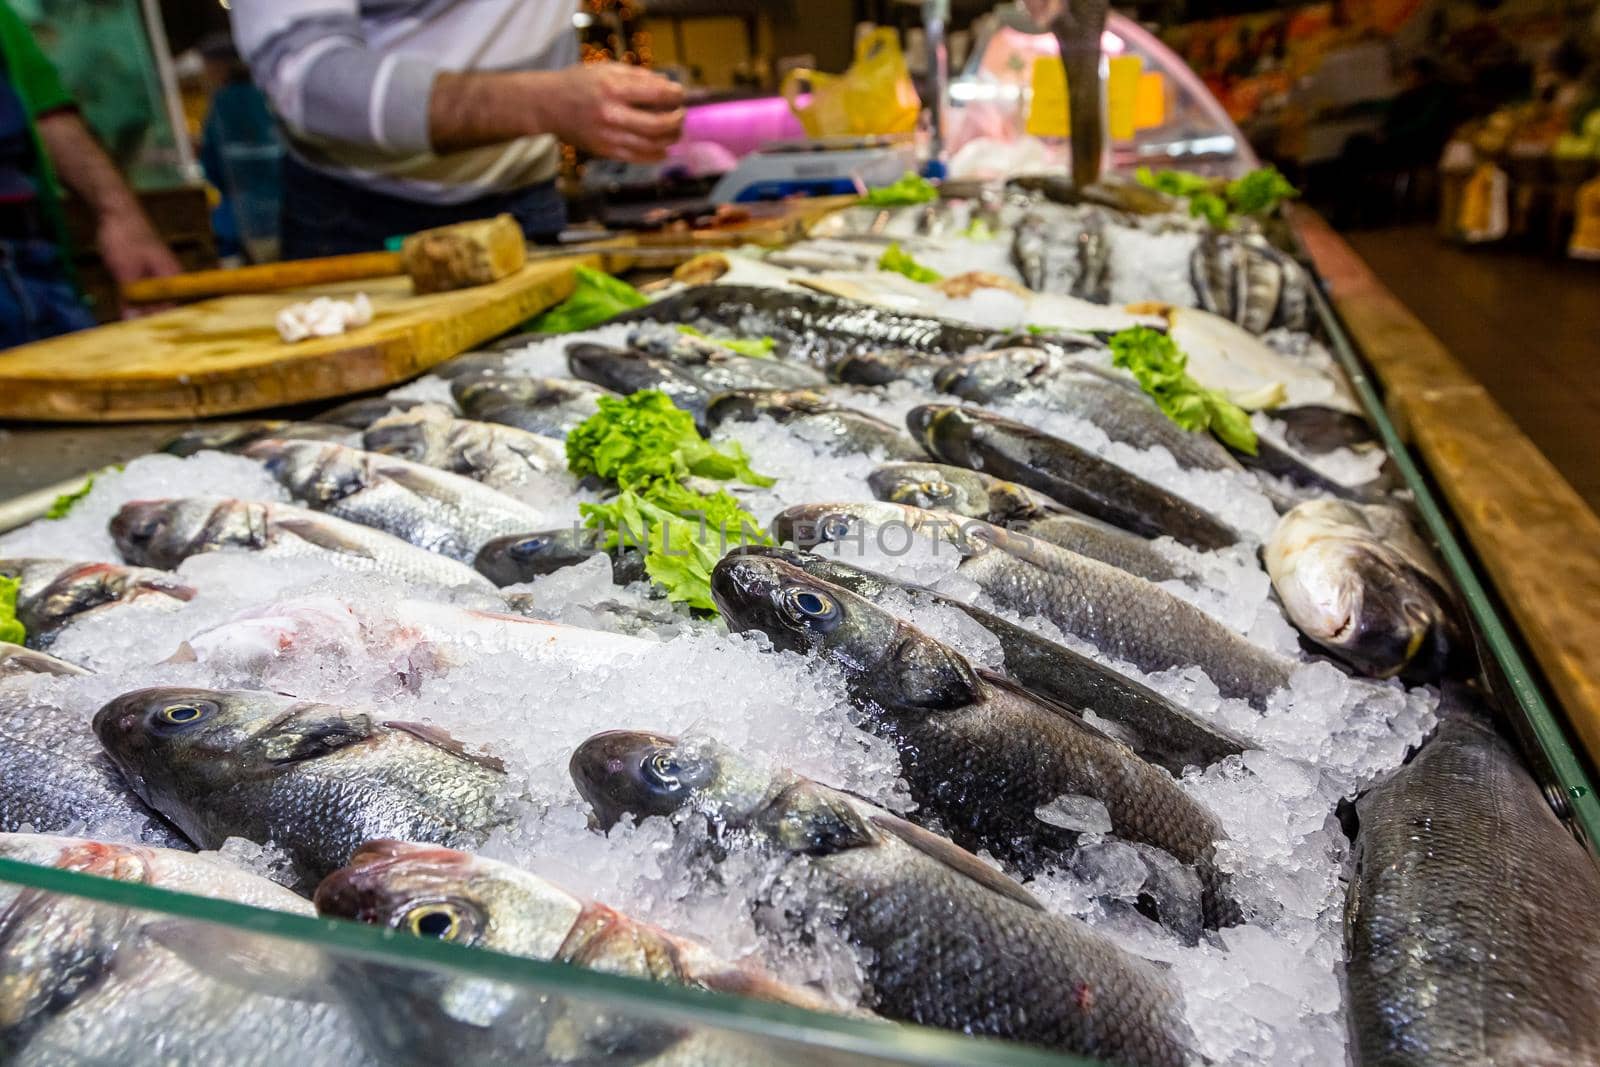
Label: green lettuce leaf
xmin=676 ymin=325 xmax=775 ymax=359
xmin=1135 ymin=165 xmax=1299 ymax=228
xmin=1109 ymin=327 xmax=1258 ymax=455
xmin=860 ymin=172 xmax=938 ymax=206
xmin=1226 ymin=166 xmax=1298 ymax=217
xmin=581 ymin=488 xmax=771 ymax=612
xmin=45 ymin=477 xmax=94 ymax=520
xmin=0 ymin=576 xmax=25 ymax=645
xmin=566 ymin=391 xmax=773 ymax=490
xmin=528 ymin=266 xmax=648 ymax=334
xmin=878 ymin=243 xmax=942 ymax=284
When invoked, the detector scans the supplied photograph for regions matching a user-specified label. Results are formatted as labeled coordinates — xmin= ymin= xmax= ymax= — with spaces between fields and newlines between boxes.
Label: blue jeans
xmin=280 ymin=155 xmax=567 ymax=260
xmin=0 ymin=238 xmax=95 ymax=348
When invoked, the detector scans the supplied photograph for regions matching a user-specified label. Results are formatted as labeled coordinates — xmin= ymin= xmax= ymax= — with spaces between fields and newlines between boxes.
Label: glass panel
xmin=0 ymin=853 xmax=1093 ymax=1066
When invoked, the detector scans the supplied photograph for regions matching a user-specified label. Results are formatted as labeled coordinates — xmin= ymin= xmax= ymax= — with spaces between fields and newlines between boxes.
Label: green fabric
xmin=0 ymin=2 xmax=73 ymax=259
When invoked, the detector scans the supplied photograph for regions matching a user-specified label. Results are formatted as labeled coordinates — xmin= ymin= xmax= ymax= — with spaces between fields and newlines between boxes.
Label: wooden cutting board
xmin=0 ymin=256 xmax=594 ymax=422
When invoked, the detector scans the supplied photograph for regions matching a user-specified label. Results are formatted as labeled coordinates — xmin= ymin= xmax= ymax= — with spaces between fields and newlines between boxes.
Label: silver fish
xmin=704 ymin=389 xmax=924 ymax=461
xmin=452 ymin=375 xmax=613 ymax=437
xmin=0 ymin=645 xmax=90 ymax=679
xmin=0 ymin=690 xmax=186 ymax=845
xmin=161 ymin=419 xmax=353 ymax=457
xmin=243 ymin=439 xmax=549 ymax=562
xmin=361 ymin=406 xmax=567 ymax=494
xmin=93 ymin=687 xmax=512 ymax=886
xmin=1346 ymin=713 xmax=1600 ymax=1065
xmin=1267 ymin=500 xmax=1467 ymax=680
xmin=111 ymin=497 xmax=497 ymax=593
xmin=0 ymin=834 xmax=371 ymax=1066
xmin=474 ymin=528 xmax=648 ymax=587
xmin=776 ymin=502 xmax=1296 ymax=707
xmin=316 ymin=396 xmax=432 ymax=430
xmin=0 ymin=558 xmax=195 ymax=646
xmin=570 ymin=731 xmax=1195 ymax=1064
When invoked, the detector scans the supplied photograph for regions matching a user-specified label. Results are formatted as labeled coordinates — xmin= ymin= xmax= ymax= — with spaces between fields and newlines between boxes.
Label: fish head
xmin=569 ymin=731 xmax=746 ymax=832
xmin=771 ymin=501 xmax=923 ymax=550
xmin=315 ymin=841 xmax=588 ymax=960
xmin=451 ymin=374 xmax=531 ymax=414
xmin=111 ymin=498 xmax=249 ymax=569
xmin=867 ymin=462 xmax=989 ymax=517
xmin=904 ymin=403 xmax=970 ymax=458
xmin=827 ymin=349 xmax=923 ymax=387
xmin=726 ymin=545 xmax=891 ymax=600
xmin=243 ymin=439 xmax=364 ymax=506
xmin=473 ymin=529 xmax=600 ymax=587
xmin=92 ymin=687 xmax=352 ymax=826
xmin=566 ymin=344 xmax=667 ymax=394
xmin=712 ymin=554 xmax=976 ymax=713
xmin=932 ymin=348 xmax=1046 ymax=402
xmin=362 ymin=408 xmax=450 ymax=465
xmin=161 ymin=420 xmax=289 ymax=457
xmin=704 ymin=389 xmax=829 ymax=430
xmin=31 ymin=562 xmax=195 ymax=632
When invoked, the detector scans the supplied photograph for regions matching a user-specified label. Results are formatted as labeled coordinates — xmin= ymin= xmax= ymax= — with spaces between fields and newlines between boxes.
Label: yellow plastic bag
xmin=781 ymin=29 xmax=921 ymax=138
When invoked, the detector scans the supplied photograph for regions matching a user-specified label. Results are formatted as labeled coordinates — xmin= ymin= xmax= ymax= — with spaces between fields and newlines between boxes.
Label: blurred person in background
xmin=228 ymin=1 xmax=686 ymax=259
xmin=0 ymin=1 xmax=178 ymax=347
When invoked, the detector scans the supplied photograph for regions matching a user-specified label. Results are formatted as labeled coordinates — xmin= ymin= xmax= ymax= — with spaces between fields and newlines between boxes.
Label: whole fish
xmin=474 ymin=527 xmax=647 ymax=587
xmin=93 ymin=687 xmax=512 ymax=885
xmin=452 ymin=375 xmax=613 ymax=437
xmin=112 ymin=497 xmax=497 ymax=593
xmin=1345 ymin=713 xmax=1600 ymax=1065
xmin=826 ymin=348 xmax=945 ymax=388
xmin=0 ymin=690 xmax=187 ymax=845
xmin=610 ymin=285 xmax=1005 ymax=367
xmin=711 ymin=553 xmax=1233 ymax=930
xmin=313 ymin=840 xmax=846 ymax=1065
xmin=429 ymin=349 xmax=514 ymax=379
xmin=932 ymin=348 xmax=1246 ymax=475
xmin=1267 ymin=500 xmax=1467 ymax=681
xmin=704 ymin=389 xmax=924 ymax=460
xmin=567 ymin=342 xmax=825 ymax=423
xmin=0 ymin=644 xmax=90 ymax=679
xmin=570 ymin=731 xmax=1194 ymax=1064
xmin=161 ymin=419 xmax=352 ymax=457
xmin=777 ymin=502 xmax=1296 ymax=707
xmin=0 ymin=558 xmax=195 ymax=646
xmin=243 ymin=438 xmax=549 ymax=562
xmin=316 ymin=395 xmax=432 ymax=430
xmin=1189 ymin=231 xmax=1310 ymax=335
xmin=864 ymin=464 xmax=1190 ymax=583
xmin=0 ymin=834 xmax=371 ymax=1066
xmin=909 ymin=404 xmax=1239 ymax=550
xmin=361 ymin=405 xmax=567 ymax=494
xmin=736 ymin=546 xmax=1244 ymax=774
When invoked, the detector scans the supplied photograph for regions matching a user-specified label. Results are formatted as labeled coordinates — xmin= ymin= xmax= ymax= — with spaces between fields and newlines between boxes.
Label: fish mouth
xmin=569 ymin=730 xmax=680 ymax=831
xmin=709 ymin=555 xmax=785 ymax=629
xmin=904 ymin=404 xmax=938 ymax=441
xmin=313 ymin=839 xmax=474 ymax=922
xmin=109 ymin=501 xmax=170 ymax=559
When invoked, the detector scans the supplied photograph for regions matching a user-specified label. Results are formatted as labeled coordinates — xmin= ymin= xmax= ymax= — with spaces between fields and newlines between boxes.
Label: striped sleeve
xmin=228 ymin=0 xmax=437 ymax=155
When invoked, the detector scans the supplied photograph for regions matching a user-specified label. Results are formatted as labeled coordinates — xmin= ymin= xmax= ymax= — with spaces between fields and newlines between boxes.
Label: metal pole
xmin=921 ymin=0 xmax=950 ymax=173
xmin=139 ymin=0 xmax=200 ymax=182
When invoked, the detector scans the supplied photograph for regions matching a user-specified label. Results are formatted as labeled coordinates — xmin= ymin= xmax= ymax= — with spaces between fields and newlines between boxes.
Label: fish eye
xmin=156 ymin=701 xmax=213 ymax=727
xmin=642 ymin=751 xmax=684 ymax=791
xmin=822 ymin=517 xmax=853 ymax=540
xmin=919 ymin=480 xmax=953 ymax=501
xmin=780 ymin=586 xmax=840 ymax=628
xmin=403 ymin=903 xmax=464 ymax=940
xmin=509 ymin=535 xmax=550 ymax=559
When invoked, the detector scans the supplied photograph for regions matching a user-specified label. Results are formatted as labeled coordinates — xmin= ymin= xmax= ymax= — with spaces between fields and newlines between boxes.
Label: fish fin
xmin=367 ymin=460 xmax=447 ymax=496
xmin=383 ymin=720 xmax=507 ymax=774
xmin=272 ymin=516 xmax=379 ymax=561
xmin=867 ymin=812 xmax=1044 ymax=911
xmin=975 ymin=668 xmax=1126 ymax=744
xmin=760 ymin=780 xmax=877 ymax=855
xmin=145 ymin=920 xmax=332 ymax=1002
xmin=162 ymin=641 xmax=198 ymax=664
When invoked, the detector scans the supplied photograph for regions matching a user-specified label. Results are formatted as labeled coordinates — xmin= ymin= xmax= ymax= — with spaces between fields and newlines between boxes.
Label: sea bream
xmin=0 ymin=690 xmax=187 ymax=845
xmin=243 ymin=438 xmax=549 ymax=562
xmin=735 ymin=546 xmax=1245 ymax=774
xmin=0 ymin=834 xmax=371 ymax=1066
xmin=360 ymin=404 xmax=568 ymax=497
xmin=704 ymin=388 xmax=925 ymax=460
xmin=451 ymin=374 xmax=613 ymax=438
xmin=314 ymin=840 xmax=849 ymax=1065
xmin=711 ymin=552 xmax=1235 ymax=932
xmin=570 ymin=731 xmax=1195 ymax=1064
xmin=908 ymin=404 xmax=1239 ymax=550
xmin=93 ymin=687 xmax=513 ymax=885
xmin=1345 ymin=713 xmax=1600 ymax=1066
xmin=111 ymin=497 xmax=497 ymax=594
xmin=0 ymin=558 xmax=195 ymax=647
xmin=474 ymin=527 xmax=647 ymax=587
xmin=1267 ymin=500 xmax=1467 ymax=680
xmin=777 ymin=502 xmax=1297 ymax=707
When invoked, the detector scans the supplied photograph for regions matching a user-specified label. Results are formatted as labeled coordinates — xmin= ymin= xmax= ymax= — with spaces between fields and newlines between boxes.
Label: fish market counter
xmin=1290 ymin=206 xmax=1600 ymax=788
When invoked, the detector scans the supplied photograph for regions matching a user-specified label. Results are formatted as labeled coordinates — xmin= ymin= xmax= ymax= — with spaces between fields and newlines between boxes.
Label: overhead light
xmin=573 ymin=12 xmax=594 ymax=28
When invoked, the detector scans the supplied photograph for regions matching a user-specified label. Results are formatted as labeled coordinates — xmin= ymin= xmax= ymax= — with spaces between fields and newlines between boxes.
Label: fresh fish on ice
xmin=0 ymin=558 xmax=195 ymax=646
xmin=474 ymin=527 xmax=647 ymax=587
xmin=705 ymin=389 xmax=924 ymax=460
xmin=452 ymin=374 xmax=613 ymax=438
xmin=361 ymin=405 xmax=567 ymax=495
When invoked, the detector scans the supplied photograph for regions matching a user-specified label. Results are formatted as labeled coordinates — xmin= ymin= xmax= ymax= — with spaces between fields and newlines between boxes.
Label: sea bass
xmin=567 ymin=342 xmax=825 ymax=424
xmin=111 ymin=497 xmax=497 ymax=593
xmin=474 ymin=527 xmax=647 ymax=587
xmin=777 ymin=502 xmax=1297 ymax=707
xmin=361 ymin=405 xmax=568 ymax=496
xmin=704 ymin=389 xmax=924 ymax=460
xmin=1345 ymin=713 xmax=1600 ymax=1066
xmin=0 ymin=834 xmax=370 ymax=1066
xmin=452 ymin=375 xmax=613 ymax=438
xmin=243 ymin=438 xmax=549 ymax=562
xmin=314 ymin=840 xmax=846 ymax=1065
xmin=736 ymin=547 xmax=1244 ymax=774
xmin=711 ymin=552 xmax=1234 ymax=930
xmin=908 ymin=405 xmax=1239 ymax=550
xmin=1266 ymin=500 xmax=1467 ymax=681
xmin=93 ymin=687 xmax=513 ymax=885
xmin=0 ymin=558 xmax=195 ymax=646
xmin=570 ymin=731 xmax=1194 ymax=1064
xmin=0 ymin=690 xmax=187 ymax=845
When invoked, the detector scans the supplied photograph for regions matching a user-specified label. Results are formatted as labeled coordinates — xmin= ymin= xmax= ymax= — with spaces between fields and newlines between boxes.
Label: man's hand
xmin=97 ymin=208 xmax=181 ymax=287
xmin=534 ymin=64 xmax=685 ymax=163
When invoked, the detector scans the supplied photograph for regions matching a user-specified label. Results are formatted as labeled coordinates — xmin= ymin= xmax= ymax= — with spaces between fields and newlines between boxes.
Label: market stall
xmin=2 ymin=6 xmax=1599 ymax=1067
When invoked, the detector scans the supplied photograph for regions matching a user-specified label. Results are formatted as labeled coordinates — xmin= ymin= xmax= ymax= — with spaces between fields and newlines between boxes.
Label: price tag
xmin=1026 ymin=55 xmax=1069 ymax=138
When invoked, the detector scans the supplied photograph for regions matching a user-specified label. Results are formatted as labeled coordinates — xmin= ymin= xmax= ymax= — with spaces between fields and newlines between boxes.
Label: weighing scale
xmin=708 ymin=136 xmax=921 ymax=204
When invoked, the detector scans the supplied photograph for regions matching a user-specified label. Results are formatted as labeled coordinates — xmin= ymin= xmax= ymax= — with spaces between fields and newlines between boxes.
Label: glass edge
xmin=0 ymin=856 xmax=1095 ymax=1067
xmin=1296 ymin=274 xmax=1600 ymax=848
